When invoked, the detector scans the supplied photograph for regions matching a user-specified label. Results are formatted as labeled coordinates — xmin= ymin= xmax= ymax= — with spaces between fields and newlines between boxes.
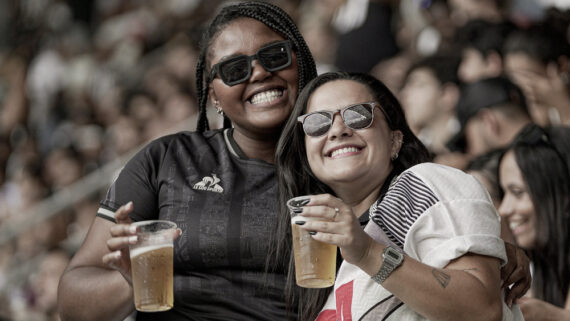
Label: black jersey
xmin=97 ymin=129 xmax=288 ymax=320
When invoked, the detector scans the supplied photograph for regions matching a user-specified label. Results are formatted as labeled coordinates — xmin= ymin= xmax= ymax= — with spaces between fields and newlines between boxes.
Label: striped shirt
xmin=316 ymin=162 xmax=520 ymax=321
xmin=370 ymin=170 xmax=438 ymax=249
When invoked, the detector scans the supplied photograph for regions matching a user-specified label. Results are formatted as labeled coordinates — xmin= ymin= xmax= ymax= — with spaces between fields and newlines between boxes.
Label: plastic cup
xmin=287 ymin=196 xmax=337 ymax=288
xmin=129 ymin=220 xmax=177 ymax=312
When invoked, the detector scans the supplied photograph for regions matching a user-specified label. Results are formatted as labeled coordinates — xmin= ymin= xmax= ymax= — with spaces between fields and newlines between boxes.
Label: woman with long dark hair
xmin=273 ymin=71 xmax=524 ymax=320
xmin=498 ymin=124 xmax=570 ymax=320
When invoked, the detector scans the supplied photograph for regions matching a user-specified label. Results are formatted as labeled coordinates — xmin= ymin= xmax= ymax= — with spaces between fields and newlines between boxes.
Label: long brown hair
xmin=270 ymin=72 xmax=431 ymax=320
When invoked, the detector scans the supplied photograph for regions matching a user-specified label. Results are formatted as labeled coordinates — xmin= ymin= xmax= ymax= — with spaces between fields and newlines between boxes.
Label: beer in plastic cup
xmin=287 ymin=197 xmax=337 ymax=288
xmin=129 ymin=220 xmax=177 ymax=312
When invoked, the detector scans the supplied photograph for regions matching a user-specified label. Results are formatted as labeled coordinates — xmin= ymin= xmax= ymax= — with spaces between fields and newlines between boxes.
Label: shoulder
xmin=401 ymin=163 xmax=490 ymax=202
xmin=139 ymin=129 xmax=226 ymax=157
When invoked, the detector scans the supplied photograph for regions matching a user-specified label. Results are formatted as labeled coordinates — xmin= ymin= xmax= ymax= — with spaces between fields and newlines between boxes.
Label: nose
xmin=497 ymin=197 xmax=513 ymax=219
xmin=328 ymin=113 xmax=352 ymax=139
xmin=249 ymin=59 xmax=271 ymax=83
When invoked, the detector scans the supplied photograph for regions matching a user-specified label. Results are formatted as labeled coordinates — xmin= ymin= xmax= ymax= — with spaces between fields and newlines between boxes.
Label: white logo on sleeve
xmin=192 ymin=173 xmax=224 ymax=193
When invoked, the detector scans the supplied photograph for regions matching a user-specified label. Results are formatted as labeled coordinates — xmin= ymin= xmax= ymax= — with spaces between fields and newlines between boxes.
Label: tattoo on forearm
xmin=432 ymin=269 xmax=450 ymax=288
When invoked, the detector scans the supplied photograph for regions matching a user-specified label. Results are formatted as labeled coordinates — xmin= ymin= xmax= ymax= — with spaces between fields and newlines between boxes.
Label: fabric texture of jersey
xmin=316 ymin=162 xmax=524 ymax=321
xmin=97 ymin=129 xmax=287 ymax=321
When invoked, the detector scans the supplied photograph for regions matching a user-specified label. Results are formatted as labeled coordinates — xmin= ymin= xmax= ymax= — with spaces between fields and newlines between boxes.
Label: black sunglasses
xmin=297 ymin=102 xmax=381 ymax=137
xmin=208 ymin=40 xmax=292 ymax=86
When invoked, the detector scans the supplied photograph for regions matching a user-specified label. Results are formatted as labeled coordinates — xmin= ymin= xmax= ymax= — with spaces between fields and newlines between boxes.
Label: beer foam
xmin=130 ymin=244 xmax=173 ymax=258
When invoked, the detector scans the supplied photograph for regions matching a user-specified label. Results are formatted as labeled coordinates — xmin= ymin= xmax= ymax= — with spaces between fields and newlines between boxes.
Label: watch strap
xmin=372 ymin=246 xmax=403 ymax=284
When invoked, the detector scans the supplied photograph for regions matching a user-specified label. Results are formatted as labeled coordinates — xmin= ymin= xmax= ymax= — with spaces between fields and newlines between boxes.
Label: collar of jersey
xmin=223 ymin=128 xmax=248 ymax=159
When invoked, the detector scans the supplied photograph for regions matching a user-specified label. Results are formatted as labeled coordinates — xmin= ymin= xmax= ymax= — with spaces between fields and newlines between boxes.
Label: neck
xmin=331 ymin=176 xmax=387 ymax=218
xmin=232 ymin=129 xmax=279 ymax=164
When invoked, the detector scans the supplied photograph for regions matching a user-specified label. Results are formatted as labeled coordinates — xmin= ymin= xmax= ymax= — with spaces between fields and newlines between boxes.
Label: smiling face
xmin=498 ymin=150 xmax=537 ymax=249
xmin=208 ymin=18 xmax=299 ymax=137
xmin=304 ymin=80 xmax=401 ymax=190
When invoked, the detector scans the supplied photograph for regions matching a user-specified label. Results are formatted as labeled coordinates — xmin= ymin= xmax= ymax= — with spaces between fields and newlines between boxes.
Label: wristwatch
xmin=372 ymin=246 xmax=404 ymax=284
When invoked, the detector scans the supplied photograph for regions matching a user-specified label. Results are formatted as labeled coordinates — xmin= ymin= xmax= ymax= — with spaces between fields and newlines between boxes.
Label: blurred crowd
xmin=0 ymin=0 xmax=568 ymax=320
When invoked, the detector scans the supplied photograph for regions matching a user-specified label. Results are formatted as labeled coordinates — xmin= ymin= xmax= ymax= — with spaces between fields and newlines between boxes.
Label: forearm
xmin=58 ymin=266 xmax=134 ymax=321
xmin=357 ymin=242 xmax=502 ymax=321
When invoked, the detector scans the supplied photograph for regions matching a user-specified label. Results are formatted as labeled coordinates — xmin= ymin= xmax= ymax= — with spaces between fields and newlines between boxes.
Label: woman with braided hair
xmin=58 ymin=2 xmax=316 ymax=320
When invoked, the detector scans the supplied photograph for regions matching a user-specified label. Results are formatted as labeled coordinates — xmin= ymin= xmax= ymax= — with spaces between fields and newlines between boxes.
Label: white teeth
xmin=331 ymin=147 xmax=359 ymax=158
xmin=509 ymin=221 xmax=522 ymax=230
xmin=250 ymin=89 xmax=283 ymax=105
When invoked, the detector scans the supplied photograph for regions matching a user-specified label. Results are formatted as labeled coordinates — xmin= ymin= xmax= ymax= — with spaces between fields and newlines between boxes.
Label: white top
xmin=316 ymin=163 xmax=524 ymax=321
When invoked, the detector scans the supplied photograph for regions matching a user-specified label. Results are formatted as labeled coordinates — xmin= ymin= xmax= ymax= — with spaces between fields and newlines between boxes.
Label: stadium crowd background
xmin=0 ymin=0 xmax=568 ymax=320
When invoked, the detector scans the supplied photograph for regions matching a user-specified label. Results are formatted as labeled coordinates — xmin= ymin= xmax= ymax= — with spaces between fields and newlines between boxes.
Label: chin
xmin=515 ymin=237 xmax=534 ymax=251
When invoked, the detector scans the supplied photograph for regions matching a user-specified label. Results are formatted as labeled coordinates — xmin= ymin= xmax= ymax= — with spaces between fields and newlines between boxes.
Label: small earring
xmin=391 ymin=152 xmax=399 ymax=161
xmin=214 ymin=101 xmax=224 ymax=115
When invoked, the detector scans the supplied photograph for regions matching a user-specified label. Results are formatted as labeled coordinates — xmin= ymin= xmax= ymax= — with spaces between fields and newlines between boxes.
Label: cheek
xmin=304 ymin=138 xmax=323 ymax=170
xmin=286 ymin=55 xmax=299 ymax=89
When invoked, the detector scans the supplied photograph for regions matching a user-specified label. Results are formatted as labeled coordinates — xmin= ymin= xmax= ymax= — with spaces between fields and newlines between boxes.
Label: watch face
xmin=387 ymin=250 xmax=400 ymax=260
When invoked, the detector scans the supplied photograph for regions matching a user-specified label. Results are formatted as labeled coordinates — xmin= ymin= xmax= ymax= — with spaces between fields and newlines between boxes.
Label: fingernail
xmin=129 ymin=225 xmax=137 ymax=234
xmin=290 ymin=198 xmax=310 ymax=207
xmin=129 ymin=236 xmax=138 ymax=244
xmin=295 ymin=221 xmax=306 ymax=225
xmin=177 ymin=228 xmax=183 ymax=236
xmin=309 ymin=231 xmax=317 ymax=235
xmin=292 ymin=208 xmax=303 ymax=214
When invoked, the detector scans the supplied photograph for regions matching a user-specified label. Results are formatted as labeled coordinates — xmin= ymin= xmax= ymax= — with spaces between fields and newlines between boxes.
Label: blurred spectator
xmin=333 ymin=0 xmax=399 ymax=73
xmin=447 ymin=0 xmax=506 ymax=27
xmin=42 ymin=147 xmax=84 ymax=192
xmin=456 ymin=19 xmax=515 ymax=83
xmin=10 ymin=249 xmax=70 ymax=321
xmin=503 ymin=12 xmax=570 ymax=126
xmin=0 ymin=53 xmax=28 ymax=138
xmin=399 ymin=53 xmax=461 ymax=155
xmin=446 ymin=77 xmax=532 ymax=162
xmin=498 ymin=124 xmax=570 ymax=319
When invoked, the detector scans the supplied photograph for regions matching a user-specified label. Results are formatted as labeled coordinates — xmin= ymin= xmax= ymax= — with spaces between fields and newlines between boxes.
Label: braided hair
xmin=195 ymin=1 xmax=317 ymax=132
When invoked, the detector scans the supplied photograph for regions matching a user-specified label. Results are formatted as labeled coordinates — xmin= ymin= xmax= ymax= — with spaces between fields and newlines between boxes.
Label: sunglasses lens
xmin=343 ymin=104 xmax=373 ymax=129
xmin=219 ymin=57 xmax=250 ymax=85
xmin=303 ymin=112 xmax=332 ymax=137
xmin=258 ymin=43 xmax=291 ymax=71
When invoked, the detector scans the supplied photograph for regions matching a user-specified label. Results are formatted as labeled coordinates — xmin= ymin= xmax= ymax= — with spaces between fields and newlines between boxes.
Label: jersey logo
xmin=192 ymin=173 xmax=224 ymax=193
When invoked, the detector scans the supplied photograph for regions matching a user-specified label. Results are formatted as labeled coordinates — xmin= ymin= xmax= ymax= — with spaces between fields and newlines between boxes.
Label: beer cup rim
xmin=131 ymin=220 xmax=177 ymax=232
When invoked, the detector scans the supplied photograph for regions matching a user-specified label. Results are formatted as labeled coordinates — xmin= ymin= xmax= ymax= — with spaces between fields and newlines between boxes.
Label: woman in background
xmin=498 ymin=124 xmax=570 ymax=321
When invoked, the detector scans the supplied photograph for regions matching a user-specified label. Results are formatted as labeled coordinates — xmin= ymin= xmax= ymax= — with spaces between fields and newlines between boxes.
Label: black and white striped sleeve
xmin=370 ymin=171 xmax=438 ymax=249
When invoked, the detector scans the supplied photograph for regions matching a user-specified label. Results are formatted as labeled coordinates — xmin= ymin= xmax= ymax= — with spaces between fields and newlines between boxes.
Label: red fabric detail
xmin=336 ymin=280 xmax=354 ymax=320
